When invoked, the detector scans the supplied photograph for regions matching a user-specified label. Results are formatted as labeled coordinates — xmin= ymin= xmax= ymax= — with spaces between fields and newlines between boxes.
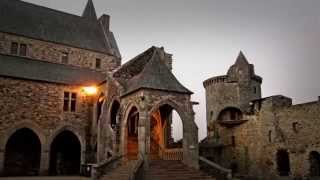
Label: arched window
xmin=217 ymin=107 xmax=243 ymax=121
xmin=276 ymin=149 xmax=290 ymax=176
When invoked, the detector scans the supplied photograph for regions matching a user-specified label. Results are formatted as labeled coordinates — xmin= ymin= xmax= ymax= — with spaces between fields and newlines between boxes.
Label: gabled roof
xmin=0 ymin=0 xmax=112 ymax=54
xmin=0 ymin=54 xmax=106 ymax=86
xmin=114 ymin=47 xmax=193 ymax=96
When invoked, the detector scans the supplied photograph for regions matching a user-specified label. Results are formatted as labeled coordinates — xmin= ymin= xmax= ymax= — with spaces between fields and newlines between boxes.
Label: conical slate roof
xmin=114 ymin=47 xmax=193 ymax=96
xmin=82 ymin=0 xmax=97 ymax=20
xmin=235 ymin=51 xmax=249 ymax=66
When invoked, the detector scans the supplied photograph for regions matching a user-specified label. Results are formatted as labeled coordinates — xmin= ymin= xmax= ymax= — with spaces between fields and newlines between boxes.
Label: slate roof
xmin=0 ymin=0 xmax=112 ymax=54
xmin=0 ymin=54 xmax=106 ymax=86
xmin=114 ymin=47 xmax=193 ymax=96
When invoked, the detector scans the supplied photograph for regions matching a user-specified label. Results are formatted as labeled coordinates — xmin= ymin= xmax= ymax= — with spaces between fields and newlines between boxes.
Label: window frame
xmin=10 ymin=42 xmax=18 ymax=55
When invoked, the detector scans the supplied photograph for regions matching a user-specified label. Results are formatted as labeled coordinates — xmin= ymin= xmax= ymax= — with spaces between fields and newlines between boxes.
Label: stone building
xmin=202 ymin=52 xmax=320 ymax=179
xmin=0 ymin=0 xmax=200 ymax=178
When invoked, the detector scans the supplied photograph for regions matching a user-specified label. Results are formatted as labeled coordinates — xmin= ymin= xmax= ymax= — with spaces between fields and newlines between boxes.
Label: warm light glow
xmin=82 ymin=86 xmax=98 ymax=95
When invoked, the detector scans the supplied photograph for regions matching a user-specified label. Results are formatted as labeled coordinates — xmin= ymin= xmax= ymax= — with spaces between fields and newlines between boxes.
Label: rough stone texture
xmin=202 ymin=53 xmax=320 ymax=179
xmin=0 ymin=32 xmax=120 ymax=73
xmin=0 ymin=77 xmax=107 ymax=175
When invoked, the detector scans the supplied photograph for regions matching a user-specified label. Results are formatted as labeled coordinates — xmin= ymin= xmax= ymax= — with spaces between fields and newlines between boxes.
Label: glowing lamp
xmin=82 ymin=86 xmax=97 ymax=95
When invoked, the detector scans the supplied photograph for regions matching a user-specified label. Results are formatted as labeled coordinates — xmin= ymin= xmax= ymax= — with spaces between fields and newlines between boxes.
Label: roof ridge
xmin=18 ymin=0 xmax=84 ymax=20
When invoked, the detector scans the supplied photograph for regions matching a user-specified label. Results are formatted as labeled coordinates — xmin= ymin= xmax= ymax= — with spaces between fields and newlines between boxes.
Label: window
xmin=10 ymin=42 xmax=18 ymax=55
xmin=230 ymin=111 xmax=236 ymax=120
xmin=95 ymin=58 xmax=101 ymax=69
xmin=253 ymin=87 xmax=257 ymax=94
xmin=63 ymin=92 xmax=70 ymax=111
xmin=61 ymin=52 xmax=69 ymax=64
xmin=70 ymin=93 xmax=77 ymax=112
xmin=19 ymin=43 xmax=27 ymax=56
xmin=63 ymin=92 xmax=77 ymax=112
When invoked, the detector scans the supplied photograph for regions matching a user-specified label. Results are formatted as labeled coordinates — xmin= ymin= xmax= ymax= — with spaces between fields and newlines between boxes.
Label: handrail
xmin=129 ymin=157 xmax=144 ymax=180
xmin=199 ymin=156 xmax=232 ymax=180
xmin=91 ymin=155 xmax=123 ymax=180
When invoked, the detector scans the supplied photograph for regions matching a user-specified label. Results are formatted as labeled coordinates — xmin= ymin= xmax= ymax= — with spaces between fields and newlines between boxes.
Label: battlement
xmin=203 ymin=75 xmax=229 ymax=88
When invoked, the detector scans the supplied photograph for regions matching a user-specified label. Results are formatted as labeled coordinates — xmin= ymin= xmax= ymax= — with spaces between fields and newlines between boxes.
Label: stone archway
xmin=149 ymin=99 xmax=198 ymax=168
xmin=276 ymin=149 xmax=290 ymax=176
xmin=4 ymin=128 xmax=41 ymax=176
xmin=309 ymin=151 xmax=320 ymax=177
xmin=49 ymin=130 xmax=81 ymax=175
xmin=126 ymin=106 xmax=139 ymax=160
xmin=149 ymin=104 xmax=184 ymax=160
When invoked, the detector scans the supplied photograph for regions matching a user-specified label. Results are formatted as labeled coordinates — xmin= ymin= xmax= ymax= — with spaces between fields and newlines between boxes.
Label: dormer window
xmin=61 ymin=52 xmax=69 ymax=64
xmin=10 ymin=42 xmax=28 ymax=56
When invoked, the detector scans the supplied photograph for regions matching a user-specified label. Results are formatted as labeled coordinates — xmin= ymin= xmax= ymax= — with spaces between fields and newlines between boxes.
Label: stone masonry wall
xmin=0 ymin=32 xmax=120 ymax=73
xmin=257 ymin=97 xmax=320 ymax=178
xmin=0 ymin=77 xmax=100 ymax=174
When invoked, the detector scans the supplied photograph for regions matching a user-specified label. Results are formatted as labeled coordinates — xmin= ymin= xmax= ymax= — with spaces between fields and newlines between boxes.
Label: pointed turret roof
xmin=235 ymin=51 xmax=249 ymax=66
xmin=82 ymin=0 xmax=97 ymax=20
xmin=114 ymin=47 xmax=193 ymax=96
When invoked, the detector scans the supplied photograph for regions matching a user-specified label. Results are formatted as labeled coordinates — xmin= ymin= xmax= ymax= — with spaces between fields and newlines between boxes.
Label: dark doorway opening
xmin=276 ymin=149 xmax=290 ymax=176
xmin=4 ymin=128 xmax=41 ymax=176
xmin=310 ymin=151 xmax=320 ymax=176
xmin=49 ymin=130 xmax=81 ymax=175
xmin=110 ymin=100 xmax=120 ymax=129
xmin=127 ymin=107 xmax=139 ymax=160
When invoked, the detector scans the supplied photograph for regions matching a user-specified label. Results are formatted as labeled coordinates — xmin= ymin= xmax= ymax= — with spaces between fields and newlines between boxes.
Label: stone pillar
xmin=39 ymin=150 xmax=50 ymax=175
xmin=182 ymin=112 xmax=199 ymax=169
xmin=0 ymin=149 xmax=5 ymax=176
xmin=138 ymin=110 xmax=149 ymax=167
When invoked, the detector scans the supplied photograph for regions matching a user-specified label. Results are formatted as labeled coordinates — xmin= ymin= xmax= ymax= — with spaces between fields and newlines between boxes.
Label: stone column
xmin=138 ymin=110 xmax=149 ymax=167
xmin=182 ymin=112 xmax=199 ymax=170
xmin=40 ymin=150 xmax=50 ymax=175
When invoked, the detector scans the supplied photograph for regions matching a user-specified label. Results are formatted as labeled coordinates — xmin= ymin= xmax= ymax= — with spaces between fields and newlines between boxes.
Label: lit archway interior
xmin=150 ymin=104 xmax=183 ymax=160
xmin=49 ymin=130 xmax=81 ymax=175
xmin=4 ymin=128 xmax=41 ymax=176
xmin=127 ymin=106 xmax=139 ymax=160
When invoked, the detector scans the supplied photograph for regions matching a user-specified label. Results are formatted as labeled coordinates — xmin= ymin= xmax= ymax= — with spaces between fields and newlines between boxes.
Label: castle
xmin=0 ymin=0 xmax=200 ymax=178
xmin=0 ymin=0 xmax=319 ymax=180
xmin=202 ymin=52 xmax=320 ymax=179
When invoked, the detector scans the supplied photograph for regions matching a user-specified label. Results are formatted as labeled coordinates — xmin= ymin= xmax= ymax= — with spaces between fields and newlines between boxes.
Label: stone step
xmin=146 ymin=160 xmax=215 ymax=180
xmin=0 ymin=177 xmax=89 ymax=180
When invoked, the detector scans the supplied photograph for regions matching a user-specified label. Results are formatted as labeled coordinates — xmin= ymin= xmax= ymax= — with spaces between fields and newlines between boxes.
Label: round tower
xmin=203 ymin=51 xmax=262 ymax=136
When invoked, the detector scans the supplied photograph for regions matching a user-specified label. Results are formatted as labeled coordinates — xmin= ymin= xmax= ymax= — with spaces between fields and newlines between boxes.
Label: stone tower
xmin=203 ymin=52 xmax=262 ymax=136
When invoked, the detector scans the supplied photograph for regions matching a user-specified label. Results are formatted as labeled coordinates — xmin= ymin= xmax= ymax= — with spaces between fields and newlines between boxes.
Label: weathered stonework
xmin=202 ymin=53 xmax=320 ymax=179
xmin=0 ymin=32 xmax=120 ymax=73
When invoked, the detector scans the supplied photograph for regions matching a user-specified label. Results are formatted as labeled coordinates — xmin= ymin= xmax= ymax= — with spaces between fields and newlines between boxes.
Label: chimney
xmin=99 ymin=14 xmax=110 ymax=32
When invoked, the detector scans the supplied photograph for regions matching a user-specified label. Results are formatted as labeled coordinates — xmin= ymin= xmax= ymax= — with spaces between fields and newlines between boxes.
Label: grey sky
xmin=24 ymin=0 xmax=320 ymax=140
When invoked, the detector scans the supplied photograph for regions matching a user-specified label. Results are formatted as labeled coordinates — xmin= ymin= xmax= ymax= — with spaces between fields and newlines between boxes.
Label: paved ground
xmin=0 ymin=177 xmax=90 ymax=180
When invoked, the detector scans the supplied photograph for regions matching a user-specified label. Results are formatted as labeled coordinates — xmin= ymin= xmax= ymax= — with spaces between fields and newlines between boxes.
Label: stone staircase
xmin=100 ymin=160 xmax=137 ymax=180
xmin=145 ymin=160 xmax=215 ymax=180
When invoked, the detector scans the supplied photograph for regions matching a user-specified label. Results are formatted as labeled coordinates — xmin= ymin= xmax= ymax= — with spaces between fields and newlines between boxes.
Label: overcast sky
xmin=25 ymin=0 xmax=320 ymax=140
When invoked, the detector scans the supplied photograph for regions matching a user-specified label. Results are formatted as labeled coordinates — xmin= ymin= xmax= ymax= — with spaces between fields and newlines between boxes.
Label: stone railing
xmin=199 ymin=156 xmax=232 ymax=180
xmin=91 ymin=155 xmax=123 ymax=180
xmin=160 ymin=147 xmax=183 ymax=160
xmin=129 ymin=157 xmax=144 ymax=180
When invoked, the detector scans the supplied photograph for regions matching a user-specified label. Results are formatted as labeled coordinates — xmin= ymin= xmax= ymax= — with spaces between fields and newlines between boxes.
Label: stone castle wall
xmin=0 ymin=32 xmax=120 ymax=73
xmin=0 ymin=76 xmax=105 ymax=174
